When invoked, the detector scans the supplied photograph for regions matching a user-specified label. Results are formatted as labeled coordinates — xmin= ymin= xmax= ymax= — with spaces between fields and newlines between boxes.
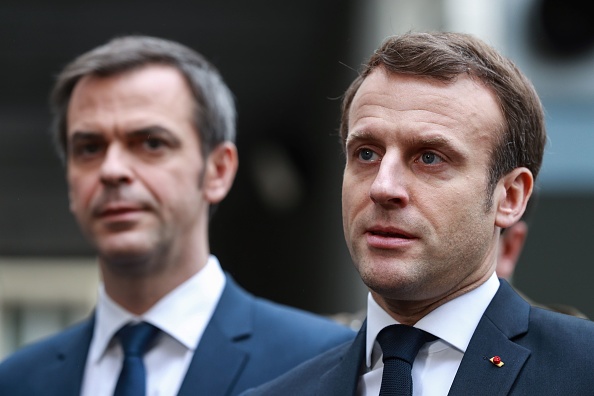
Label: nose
xmin=99 ymin=144 xmax=133 ymax=186
xmin=369 ymin=156 xmax=410 ymax=207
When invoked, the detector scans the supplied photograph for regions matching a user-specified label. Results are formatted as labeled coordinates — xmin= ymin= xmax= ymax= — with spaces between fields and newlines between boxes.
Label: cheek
xmin=435 ymin=193 xmax=491 ymax=241
xmin=341 ymin=178 xmax=358 ymax=219
xmin=342 ymin=177 xmax=371 ymax=235
xmin=428 ymin=182 xmax=479 ymax=217
xmin=342 ymin=169 xmax=369 ymax=201
xmin=141 ymin=167 xmax=202 ymax=207
xmin=412 ymin=190 xmax=472 ymax=247
xmin=67 ymin=174 xmax=96 ymax=213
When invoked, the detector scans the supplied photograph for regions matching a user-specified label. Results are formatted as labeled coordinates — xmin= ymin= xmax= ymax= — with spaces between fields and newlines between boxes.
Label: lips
xmin=368 ymin=226 xmax=415 ymax=239
xmin=365 ymin=225 xmax=417 ymax=249
xmin=94 ymin=203 xmax=144 ymax=218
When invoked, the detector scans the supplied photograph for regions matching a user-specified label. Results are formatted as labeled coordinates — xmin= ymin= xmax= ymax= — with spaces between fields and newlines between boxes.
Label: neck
xmin=372 ymin=270 xmax=494 ymax=326
xmin=100 ymin=240 xmax=209 ymax=315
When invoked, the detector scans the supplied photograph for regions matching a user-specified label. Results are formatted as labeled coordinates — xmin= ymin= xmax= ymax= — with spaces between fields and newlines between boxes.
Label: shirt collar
xmin=88 ymin=255 xmax=226 ymax=363
xmin=365 ymin=272 xmax=500 ymax=367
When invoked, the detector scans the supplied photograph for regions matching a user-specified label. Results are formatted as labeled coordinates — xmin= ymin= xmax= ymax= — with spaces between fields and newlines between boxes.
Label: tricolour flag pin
xmin=489 ymin=356 xmax=504 ymax=367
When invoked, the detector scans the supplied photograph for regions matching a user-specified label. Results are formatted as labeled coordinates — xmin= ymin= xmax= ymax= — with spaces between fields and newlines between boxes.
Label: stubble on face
xmin=66 ymin=65 xmax=208 ymax=280
xmin=341 ymin=69 xmax=503 ymax=317
xmin=348 ymin=184 xmax=496 ymax=304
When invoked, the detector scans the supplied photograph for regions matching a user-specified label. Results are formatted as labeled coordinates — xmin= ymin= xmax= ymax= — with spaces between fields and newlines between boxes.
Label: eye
xmin=357 ymin=148 xmax=380 ymax=162
xmin=82 ymin=143 xmax=102 ymax=154
xmin=71 ymin=141 xmax=105 ymax=159
xmin=419 ymin=151 xmax=443 ymax=165
xmin=143 ymin=136 xmax=166 ymax=151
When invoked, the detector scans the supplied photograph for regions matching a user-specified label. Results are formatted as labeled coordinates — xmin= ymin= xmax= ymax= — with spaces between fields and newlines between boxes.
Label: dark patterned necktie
xmin=113 ymin=322 xmax=160 ymax=396
xmin=376 ymin=325 xmax=437 ymax=396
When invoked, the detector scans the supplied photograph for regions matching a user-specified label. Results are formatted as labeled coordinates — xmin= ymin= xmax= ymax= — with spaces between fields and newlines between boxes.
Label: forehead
xmin=67 ymin=64 xmax=194 ymax=129
xmin=347 ymin=68 xmax=504 ymax=148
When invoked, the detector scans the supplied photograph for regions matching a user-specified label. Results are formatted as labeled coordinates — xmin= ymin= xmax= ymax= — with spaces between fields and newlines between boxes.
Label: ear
xmin=203 ymin=142 xmax=238 ymax=204
xmin=494 ymin=167 xmax=533 ymax=229
xmin=496 ymin=220 xmax=528 ymax=280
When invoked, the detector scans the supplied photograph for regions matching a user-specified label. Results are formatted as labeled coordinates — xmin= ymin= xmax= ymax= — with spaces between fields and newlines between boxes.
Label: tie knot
xmin=117 ymin=322 xmax=159 ymax=358
xmin=376 ymin=325 xmax=436 ymax=365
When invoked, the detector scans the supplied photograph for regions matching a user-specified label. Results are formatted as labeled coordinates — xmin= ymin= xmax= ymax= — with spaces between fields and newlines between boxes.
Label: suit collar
xmin=177 ymin=274 xmax=253 ymax=396
xmin=481 ymin=279 xmax=530 ymax=338
xmin=317 ymin=321 xmax=367 ymax=396
xmin=448 ymin=279 xmax=531 ymax=395
xmin=45 ymin=316 xmax=95 ymax=395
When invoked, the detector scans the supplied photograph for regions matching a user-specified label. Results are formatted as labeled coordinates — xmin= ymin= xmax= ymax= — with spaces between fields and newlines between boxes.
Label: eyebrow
xmin=69 ymin=125 xmax=181 ymax=145
xmin=345 ymin=129 xmax=378 ymax=149
xmin=128 ymin=126 xmax=181 ymax=146
xmin=346 ymin=129 xmax=456 ymax=147
xmin=69 ymin=131 xmax=104 ymax=144
xmin=409 ymin=135 xmax=455 ymax=149
xmin=409 ymin=134 xmax=468 ymax=163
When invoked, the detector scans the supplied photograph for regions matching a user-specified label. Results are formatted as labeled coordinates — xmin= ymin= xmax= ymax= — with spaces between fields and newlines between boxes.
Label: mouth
xmin=365 ymin=226 xmax=417 ymax=249
xmin=100 ymin=208 xmax=138 ymax=216
xmin=94 ymin=203 xmax=145 ymax=218
xmin=368 ymin=227 xmax=415 ymax=239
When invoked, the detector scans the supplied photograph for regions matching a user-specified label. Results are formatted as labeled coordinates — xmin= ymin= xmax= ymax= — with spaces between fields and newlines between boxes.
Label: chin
xmin=98 ymin=245 xmax=162 ymax=277
xmin=358 ymin=261 xmax=423 ymax=298
xmin=95 ymin=235 xmax=156 ymax=261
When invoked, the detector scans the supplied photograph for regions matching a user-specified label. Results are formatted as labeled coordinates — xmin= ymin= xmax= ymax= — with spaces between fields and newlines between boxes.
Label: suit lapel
xmin=448 ymin=280 xmax=531 ymax=396
xmin=44 ymin=316 xmax=95 ymax=396
xmin=177 ymin=276 xmax=251 ymax=396
xmin=317 ymin=322 xmax=367 ymax=396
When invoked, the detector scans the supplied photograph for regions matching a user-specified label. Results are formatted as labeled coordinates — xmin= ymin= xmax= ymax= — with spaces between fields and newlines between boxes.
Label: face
xmin=342 ymin=68 xmax=505 ymax=305
xmin=67 ymin=65 xmax=210 ymax=273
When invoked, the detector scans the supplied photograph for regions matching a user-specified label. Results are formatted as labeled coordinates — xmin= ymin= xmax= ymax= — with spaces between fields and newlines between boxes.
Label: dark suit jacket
xmin=0 ymin=275 xmax=355 ymax=396
xmin=244 ymin=279 xmax=594 ymax=395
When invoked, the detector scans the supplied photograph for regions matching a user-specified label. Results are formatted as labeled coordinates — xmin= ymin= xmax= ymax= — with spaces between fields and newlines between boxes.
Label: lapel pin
xmin=489 ymin=356 xmax=504 ymax=367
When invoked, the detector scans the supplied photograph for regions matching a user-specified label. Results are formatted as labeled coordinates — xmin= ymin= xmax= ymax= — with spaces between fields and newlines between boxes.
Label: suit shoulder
xmin=251 ymin=296 xmax=355 ymax=343
xmin=530 ymin=306 xmax=594 ymax=334
xmin=524 ymin=307 xmax=594 ymax=364
xmin=214 ymin=277 xmax=357 ymax=393
xmin=529 ymin=306 xmax=594 ymax=335
xmin=0 ymin=319 xmax=90 ymax=373
xmin=222 ymin=276 xmax=354 ymax=345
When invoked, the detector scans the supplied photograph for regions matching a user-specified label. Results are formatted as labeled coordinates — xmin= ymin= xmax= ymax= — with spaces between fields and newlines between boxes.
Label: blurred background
xmin=1 ymin=0 xmax=593 ymax=358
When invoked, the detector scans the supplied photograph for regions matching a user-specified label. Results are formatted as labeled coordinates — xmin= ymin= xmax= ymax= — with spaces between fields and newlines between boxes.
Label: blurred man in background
xmin=0 ymin=35 xmax=353 ymax=396
xmin=496 ymin=197 xmax=587 ymax=318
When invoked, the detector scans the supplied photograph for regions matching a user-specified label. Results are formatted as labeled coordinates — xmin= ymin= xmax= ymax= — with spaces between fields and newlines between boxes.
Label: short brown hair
xmin=340 ymin=32 xmax=546 ymax=206
xmin=50 ymin=35 xmax=236 ymax=162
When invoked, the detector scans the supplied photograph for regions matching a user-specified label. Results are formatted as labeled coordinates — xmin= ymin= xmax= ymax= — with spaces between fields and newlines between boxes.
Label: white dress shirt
xmin=358 ymin=272 xmax=500 ymax=396
xmin=80 ymin=255 xmax=226 ymax=396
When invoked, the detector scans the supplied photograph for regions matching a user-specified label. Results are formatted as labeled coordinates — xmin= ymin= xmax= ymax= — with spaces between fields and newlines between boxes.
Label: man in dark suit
xmin=0 ymin=35 xmax=354 ymax=396
xmin=244 ymin=32 xmax=594 ymax=395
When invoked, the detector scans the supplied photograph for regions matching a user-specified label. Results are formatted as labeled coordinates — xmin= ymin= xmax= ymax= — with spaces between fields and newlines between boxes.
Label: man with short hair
xmin=244 ymin=31 xmax=594 ymax=395
xmin=0 ymin=35 xmax=354 ymax=396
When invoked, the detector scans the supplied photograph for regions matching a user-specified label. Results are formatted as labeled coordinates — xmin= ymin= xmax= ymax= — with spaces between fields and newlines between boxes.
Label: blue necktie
xmin=113 ymin=322 xmax=160 ymax=396
xmin=376 ymin=325 xmax=437 ymax=396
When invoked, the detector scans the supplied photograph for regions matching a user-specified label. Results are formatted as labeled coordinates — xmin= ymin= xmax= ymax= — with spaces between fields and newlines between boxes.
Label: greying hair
xmin=50 ymin=35 xmax=236 ymax=161
xmin=340 ymin=32 xmax=546 ymax=207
